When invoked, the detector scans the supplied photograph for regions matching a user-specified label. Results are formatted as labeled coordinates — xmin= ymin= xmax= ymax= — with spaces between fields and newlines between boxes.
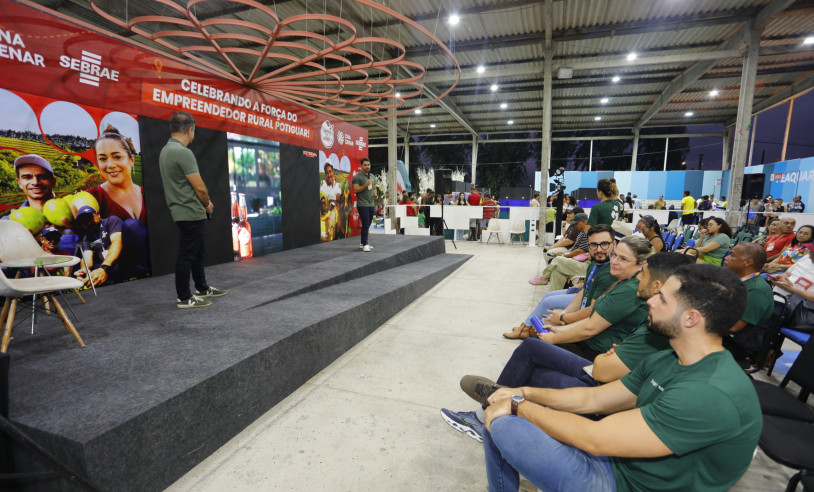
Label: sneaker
xmin=195 ymin=286 xmax=227 ymax=298
xmin=359 ymin=244 xmax=365 ymax=250
xmin=363 ymin=245 xmax=372 ymax=252
xmin=177 ymin=295 xmax=212 ymax=309
xmin=440 ymin=409 xmax=483 ymax=443
xmin=460 ymin=375 xmax=504 ymax=406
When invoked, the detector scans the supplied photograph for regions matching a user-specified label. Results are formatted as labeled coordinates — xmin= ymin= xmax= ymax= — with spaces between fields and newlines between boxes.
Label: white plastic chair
xmin=0 ymin=261 xmax=85 ymax=353
xmin=0 ymin=221 xmax=86 ymax=330
xmin=485 ymin=219 xmax=502 ymax=245
xmin=510 ymin=220 xmax=526 ymax=246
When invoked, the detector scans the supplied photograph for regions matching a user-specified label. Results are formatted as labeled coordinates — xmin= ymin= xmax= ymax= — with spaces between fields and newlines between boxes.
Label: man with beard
xmin=13 ymin=154 xmax=56 ymax=211
xmin=443 ymin=252 xmax=692 ymax=442
xmin=479 ymin=265 xmax=761 ymax=492
xmin=506 ymin=224 xmax=616 ymax=339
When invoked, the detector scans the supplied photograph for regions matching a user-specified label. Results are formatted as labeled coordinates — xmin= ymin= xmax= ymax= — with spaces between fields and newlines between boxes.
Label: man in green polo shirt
xmin=482 ymin=264 xmax=761 ymax=491
xmin=158 ymin=111 xmax=227 ymax=309
xmin=352 ymin=158 xmax=377 ymax=252
xmin=722 ymin=242 xmax=775 ymax=363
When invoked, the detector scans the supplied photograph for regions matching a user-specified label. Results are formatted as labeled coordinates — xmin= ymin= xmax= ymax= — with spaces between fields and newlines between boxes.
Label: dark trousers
xmin=175 ymin=219 xmax=209 ymax=300
xmin=358 ymin=206 xmax=374 ymax=245
xmin=495 ymin=339 xmax=594 ymax=400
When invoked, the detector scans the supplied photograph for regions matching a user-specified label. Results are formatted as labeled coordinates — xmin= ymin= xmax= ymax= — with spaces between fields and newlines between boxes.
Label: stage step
xmin=7 ymin=237 xmax=469 ymax=491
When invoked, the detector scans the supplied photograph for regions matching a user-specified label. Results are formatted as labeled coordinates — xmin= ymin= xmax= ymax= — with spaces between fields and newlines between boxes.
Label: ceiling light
xmin=594 ymin=116 xmax=602 ymax=121
xmin=600 ymin=98 xmax=609 ymax=104
xmin=476 ymin=65 xmax=485 ymax=74
xmin=685 ymin=111 xmax=694 ymax=117
xmin=627 ymin=53 xmax=637 ymax=61
xmin=612 ymin=76 xmax=621 ymax=83
xmin=490 ymin=84 xmax=498 ymax=92
xmin=709 ymin=89 xmax=719 ymax=97
xmin=430 ymin=124 xmax=436 ymax=128
xmin=804 ymin=36 xmax=814 ymax=45
xmin=500 ymin=103 xmax=507 ymax=109
xmin=415 ymin=108 xmax=422 ymax=114
xmin=395 ymin=92 xmax=401 ymax=98
xmin=448 ymin=14 xmax=460 ymax=26
xmin=507 ymin=120 xmax=514 ymax=125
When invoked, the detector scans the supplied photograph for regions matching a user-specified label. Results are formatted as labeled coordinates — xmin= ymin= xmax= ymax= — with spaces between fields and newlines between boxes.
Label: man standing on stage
xmin=159 ymin=111 xmax=227 ymax=309
xmin=352 ymin=158 xmax=377 ymax=252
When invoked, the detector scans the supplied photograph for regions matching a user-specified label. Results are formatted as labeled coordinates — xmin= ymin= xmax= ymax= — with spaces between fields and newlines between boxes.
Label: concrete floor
xmin=167 ymin=239 xmax=798 ymax=491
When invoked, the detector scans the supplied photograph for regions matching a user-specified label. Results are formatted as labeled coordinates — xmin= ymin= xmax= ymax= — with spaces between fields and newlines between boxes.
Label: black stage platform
xmin=4 ymin=235 xmax=468 ymax=491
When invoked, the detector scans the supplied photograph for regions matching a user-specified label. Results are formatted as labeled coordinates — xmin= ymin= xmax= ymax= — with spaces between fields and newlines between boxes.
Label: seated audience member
xmin=535 ymin=235 xmax=653 ymax=360
xmin=765 ymin=217 xmax=796 ymax=262
xmin=721 ymin=243 xmax=775 ymax=363
xmin=771 ymin=242 xmax=814 ymax=295
xmin=636 ymin=214 xmax=664 ymax=253
xmin=774 ymin=198 xmax=786 ymax=213
xmin=441 ymin=253 xmax=695 ymax=443
xmin=543 ymin=207 xmax=585 ymax=256
xmin=481 ymin=265 xmax=760 ymax=492
xmin=788 ymin=195 xmax=805 ymax=213
xmin=763 ymin=224 xmax=814 ymax=273
xmin=691 ymin=216 xmax=731 ymax=265
xmin=528 ymin=213 xmax=590 ymax=290
xmin=752 ymin=217 xmax=779 ymax=247
xmin=510 ymin=225 xmax=616 ymax=339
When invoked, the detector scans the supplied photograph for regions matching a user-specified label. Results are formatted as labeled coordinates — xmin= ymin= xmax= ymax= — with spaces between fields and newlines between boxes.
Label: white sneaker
xmin=363 ymin=245 xmax=372 ymax=252
xmin=359 ymin=244 xmax=364 ymax=250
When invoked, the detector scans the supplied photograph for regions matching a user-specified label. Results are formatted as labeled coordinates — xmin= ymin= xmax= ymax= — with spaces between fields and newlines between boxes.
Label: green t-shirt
xmin=580 ymin=261 xmax=616 ymax=309
xmin=352 ymin=171 xmax=375 ymax=207
xmin=614 ymin=323 xmax=671 ymax=371
xmin=584 ymin=277 xmax=648 ymax=353
xmin=742 ymin=275 xmax=774 ymax=327
xmin=613 ymin=350 xmax=762 ymax=492
xmin=700 ymin=233 xmax=731 ymax=259
xmin=158 ymin=138 xmax=206 ymax=222
xmin=587 ymin=199 xmax=621 ymax=226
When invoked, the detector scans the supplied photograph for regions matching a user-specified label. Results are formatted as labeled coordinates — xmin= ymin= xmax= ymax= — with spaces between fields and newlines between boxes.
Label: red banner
xmin=0 ymin=0 xmax=367 ymax=153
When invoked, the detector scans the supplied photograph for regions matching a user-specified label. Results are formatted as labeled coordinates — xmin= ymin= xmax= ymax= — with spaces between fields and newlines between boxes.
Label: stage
xmin=4 ymin=235 xmax=468 ymax=491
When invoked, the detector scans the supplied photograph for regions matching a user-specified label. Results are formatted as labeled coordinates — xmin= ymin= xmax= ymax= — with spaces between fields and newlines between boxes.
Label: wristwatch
xmin=511 ymin=395 xmax=525 ymax=416
xmin=559 ymin=313 xmax=566 ymax=325
xmin=99 ymin=264 xmax=111 ymax=273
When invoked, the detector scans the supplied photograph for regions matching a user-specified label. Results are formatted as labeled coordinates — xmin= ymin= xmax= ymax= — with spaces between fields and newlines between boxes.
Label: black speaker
xmin=433 ymin=170 xmax=451 ymax=195
xmin=577 ymin=187 xmax=598 ymax=201
xmin=743 ymin=174 xmax=766 ymax=200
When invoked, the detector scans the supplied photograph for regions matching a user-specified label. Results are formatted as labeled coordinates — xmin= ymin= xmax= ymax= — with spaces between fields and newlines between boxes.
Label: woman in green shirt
xmin=587 ymin=178 xmax=622 ymax=226
xmin=695 ymin=217 xmax=732 ymax=265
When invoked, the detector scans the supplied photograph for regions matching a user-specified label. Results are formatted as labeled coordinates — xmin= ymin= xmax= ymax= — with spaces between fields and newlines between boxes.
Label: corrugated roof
xmin=24 ymin=0 xmax=814 ymax=138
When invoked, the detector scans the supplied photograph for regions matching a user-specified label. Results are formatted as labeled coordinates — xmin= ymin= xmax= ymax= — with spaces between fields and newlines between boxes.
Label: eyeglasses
xmin=588 ymin=241 xmax=613 ymax=250
xmin=609 ymin=251 xmax=634 ymax=263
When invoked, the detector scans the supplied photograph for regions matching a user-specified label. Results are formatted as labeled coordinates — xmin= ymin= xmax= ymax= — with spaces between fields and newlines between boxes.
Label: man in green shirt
xmin=352 ymin=158 xmax=377 ymax=252
xmin=482 ymin=264 xmax=761 ymax=492
xmin=158 ymin=111 xmax=227 ymax=309
xmin=722 ymin=242 xmax=775 ymax=362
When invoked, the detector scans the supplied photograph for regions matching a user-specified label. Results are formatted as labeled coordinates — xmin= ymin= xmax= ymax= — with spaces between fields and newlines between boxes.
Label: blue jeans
xmin=525 ymin=289 xmax=576 ymax=326
xmin=496 ymin=338 xmax=594 ymax=392
xmin=358 ymin=206 xmax=374 ymax=246
xmin=484 ymin=416 xmax=616 ymax=492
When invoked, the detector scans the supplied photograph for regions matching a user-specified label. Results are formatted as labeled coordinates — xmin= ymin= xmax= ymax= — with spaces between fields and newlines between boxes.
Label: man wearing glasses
xmin=505 ymin=225 xmax=616 ymax=340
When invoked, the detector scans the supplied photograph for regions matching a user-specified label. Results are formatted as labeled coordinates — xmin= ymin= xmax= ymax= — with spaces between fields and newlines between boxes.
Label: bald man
xmin=723 ymin=242 xmax=775 ymax=363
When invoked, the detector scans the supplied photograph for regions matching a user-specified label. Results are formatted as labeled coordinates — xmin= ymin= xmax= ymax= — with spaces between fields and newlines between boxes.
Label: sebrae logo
xmin=320 ymin=120 xmax=335 ymax=149
xmin=59 ymin=50 xmax=119 ymax=87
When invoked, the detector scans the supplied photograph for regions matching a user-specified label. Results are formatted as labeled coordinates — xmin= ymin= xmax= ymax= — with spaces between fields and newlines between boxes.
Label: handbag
xmin=783 ymin=293 xmax=814 ymax=333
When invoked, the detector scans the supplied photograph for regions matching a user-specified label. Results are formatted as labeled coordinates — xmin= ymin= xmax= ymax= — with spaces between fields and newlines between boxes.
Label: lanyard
xmin=581 ymin=262 xmax=609 ymax=308
xmin=742 ymin=273 xmax=759 ymax=281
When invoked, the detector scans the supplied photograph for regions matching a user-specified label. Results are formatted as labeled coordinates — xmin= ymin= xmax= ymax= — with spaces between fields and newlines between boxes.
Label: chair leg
xmin=74 ymin=289 xmax=86 ymax=304
xmin=46 ymin=294 xmax=84 ymax=348
xmin=1 ymin=299 xmax=19 ymax=353
xmin=0 ymin=297 xmax=9 ymax=329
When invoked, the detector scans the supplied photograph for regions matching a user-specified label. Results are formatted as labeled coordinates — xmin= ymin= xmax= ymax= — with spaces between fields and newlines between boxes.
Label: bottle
xmin=230 ymin=192 xmax=240 ymax=259
xmin=238 ymin=193 xmax=253 ymax=259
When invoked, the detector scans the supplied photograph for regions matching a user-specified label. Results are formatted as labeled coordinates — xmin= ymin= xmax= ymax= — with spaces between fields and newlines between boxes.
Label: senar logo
xmin=59 ymin=50 xmax=119 ymax=87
